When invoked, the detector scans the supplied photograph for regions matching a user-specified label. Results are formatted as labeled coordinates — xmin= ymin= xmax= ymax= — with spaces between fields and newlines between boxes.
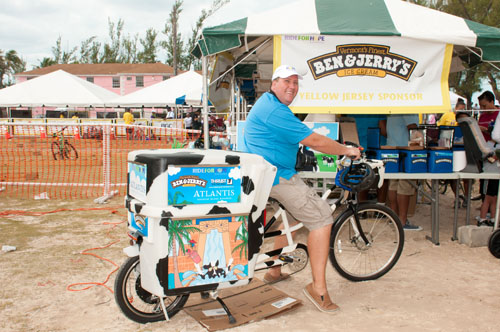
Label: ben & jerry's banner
xmin=274 ymin=35 xmax=453 ymax=114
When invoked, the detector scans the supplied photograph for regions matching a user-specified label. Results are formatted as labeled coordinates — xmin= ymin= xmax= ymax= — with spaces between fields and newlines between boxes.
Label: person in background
xmin=243 ymin=65 xmax=360 ymax=313
xmin=437 ymin=98 xmax=466 ymax=126
xmin=192 ymin=114 xmax=202 ymax=131
xmin=450 ymin=110 xmax=471 ymax=207
xmin=426 ymin=113 xmax=437 ymax=125
xmin=123 ymin=108 xmax=134 ymax=140
xmin=184 ymin=112 xmax=193 ymax=130
xmin=166 ymin=106 xmax=175 ymax=119
xmin=477 ymin=91 xmax=500 ymax=226
xmin=438 ymin=99 xmax=468 ymax=206
xmin=381 ymin=114 xmax=422 ymax=231
xmin=477 ymin=91 xmax=499 ymax=143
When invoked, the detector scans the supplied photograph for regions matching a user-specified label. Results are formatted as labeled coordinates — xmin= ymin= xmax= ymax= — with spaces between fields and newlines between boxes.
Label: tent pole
xmin=231 ymin=73 xmax=237 ymax=125
xmin=202 ymin=56 xmax=209 ymax=149
xmin=236 ymin=81 xmax=241 ymax=122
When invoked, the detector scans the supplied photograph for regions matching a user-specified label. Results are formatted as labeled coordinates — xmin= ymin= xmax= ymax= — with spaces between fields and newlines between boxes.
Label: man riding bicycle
xmin=241 ymin=65 xmax=360 ymax=313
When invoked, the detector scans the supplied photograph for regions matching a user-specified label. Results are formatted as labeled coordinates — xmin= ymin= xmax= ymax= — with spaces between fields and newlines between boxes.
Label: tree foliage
xmin=185 ymin=0 xmax=230 ymax=70
xmin=101 ymin=18 xmax=124 ymax=63
xmin=138 ymin=28 xmax=158 ymax=63
xmin=121 ymin=34 xmax=139 ymax=64
xmin=0 ymin=49 xmax=26 ymax=88
xmin=162 ymin=0 xmax=184 ymax=75
xmin=79 ymin=36 xmax=102 ymax=64
xmin=418 ymin=0 xmax=500 ymax=106
xmin=52 ymin=36 xmax=78 ymax=64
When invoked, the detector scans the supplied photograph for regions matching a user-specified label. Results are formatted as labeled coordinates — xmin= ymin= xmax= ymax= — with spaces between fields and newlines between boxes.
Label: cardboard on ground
xmin=183 ymin=278 xmax=302 ymax=331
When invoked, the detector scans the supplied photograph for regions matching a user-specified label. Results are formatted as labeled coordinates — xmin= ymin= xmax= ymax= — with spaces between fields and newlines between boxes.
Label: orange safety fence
xmin=0 ymin=123 xmax=228 ymax=200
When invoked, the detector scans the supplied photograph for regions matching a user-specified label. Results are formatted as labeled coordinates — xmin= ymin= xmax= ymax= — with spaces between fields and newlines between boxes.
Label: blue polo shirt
xmin=242 ymin=92 xmax=313 ymax=185
xmin=387 ymin=114 xmax=419 ymax=146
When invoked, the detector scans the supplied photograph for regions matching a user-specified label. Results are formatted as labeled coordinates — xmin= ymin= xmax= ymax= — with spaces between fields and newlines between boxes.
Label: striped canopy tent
xmin=195 ymin=0 xmax=500 ymax=61
xmin=193 ymin=0 xmax=500 ymax=117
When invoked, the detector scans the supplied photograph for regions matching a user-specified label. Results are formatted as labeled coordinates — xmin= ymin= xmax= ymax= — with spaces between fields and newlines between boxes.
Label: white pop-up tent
xmin=194 ymin=0 xmax=500 ymax=115
xmin=110 ymin=71 xmax=203 ymax=107
xmin=0 ymin=69 xmax=119 ymax=107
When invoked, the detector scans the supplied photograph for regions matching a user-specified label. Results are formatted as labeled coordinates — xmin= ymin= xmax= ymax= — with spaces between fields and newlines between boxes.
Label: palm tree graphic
xmin=168 ymin=219 xmax=200 ymax=289
xmin=232 ymin=216 xmax=248 ymax=259
xmin=168 ymin=191 xmax=192 ymax=206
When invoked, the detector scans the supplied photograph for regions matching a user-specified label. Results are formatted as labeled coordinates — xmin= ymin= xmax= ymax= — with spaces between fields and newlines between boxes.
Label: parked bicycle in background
xmin=51 ymin=126 xmax=78 ymax=160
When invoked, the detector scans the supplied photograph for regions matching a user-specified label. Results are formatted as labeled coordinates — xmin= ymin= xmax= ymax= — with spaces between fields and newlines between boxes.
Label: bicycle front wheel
xmin=63 ymin=142 xmax=78 ymax=160
xmin=51 ymin=141 xmax=61 ymax=160
xmin=114 ymin=256 xmax=189 ymax=324
xmin=329 ymin=203 xmax=404 ymax=282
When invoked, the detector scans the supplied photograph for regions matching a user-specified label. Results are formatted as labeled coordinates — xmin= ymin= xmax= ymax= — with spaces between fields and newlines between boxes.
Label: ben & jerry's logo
xmin=307 ymin=44 xmax=417 ymax=81
xmin=171 ymin=176 xmax=207 ymax=188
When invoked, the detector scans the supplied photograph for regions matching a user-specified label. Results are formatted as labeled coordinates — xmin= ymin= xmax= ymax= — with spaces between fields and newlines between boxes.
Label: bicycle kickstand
xmin=210 ymin=290 xmax=236 ymax=324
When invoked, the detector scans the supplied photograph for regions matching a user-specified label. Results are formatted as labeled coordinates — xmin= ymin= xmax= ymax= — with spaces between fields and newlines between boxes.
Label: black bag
xmin=295 ymin=146 xmax=318 ymax=171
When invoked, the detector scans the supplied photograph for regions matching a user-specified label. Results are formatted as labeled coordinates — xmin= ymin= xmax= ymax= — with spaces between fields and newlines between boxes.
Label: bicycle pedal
xmin=278 ymin=255 xmax=294 ymax=263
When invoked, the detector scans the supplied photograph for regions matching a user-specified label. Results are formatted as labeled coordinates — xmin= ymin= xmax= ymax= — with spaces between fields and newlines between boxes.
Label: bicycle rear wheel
xmin=329 ymin=203 xmax=404 ymax=282
xmin=425 ymin=179 xmax=447 ymax=195
xmin=114 ymin=256 xmax=189 ymax=323
xmin=488 ymin=228 xmax=500 ymax=259
xmin=63 ymin=142 xmax=78 ymax=160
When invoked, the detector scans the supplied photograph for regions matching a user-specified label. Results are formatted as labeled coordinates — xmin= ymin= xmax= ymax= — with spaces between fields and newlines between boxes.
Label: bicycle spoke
xmin=367 ymin=218 xmax=395 ymax=242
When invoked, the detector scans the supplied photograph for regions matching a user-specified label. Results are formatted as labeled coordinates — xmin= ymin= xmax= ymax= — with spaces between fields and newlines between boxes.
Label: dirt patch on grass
xmin=1 ymin=192 xmax=500 ymax=332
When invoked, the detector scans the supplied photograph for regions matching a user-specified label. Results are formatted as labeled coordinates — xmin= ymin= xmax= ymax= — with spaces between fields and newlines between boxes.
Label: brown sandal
xmin=263 ymin=272 xmax=290 ymax=284
xmin=303 ymin=283 xmax=340 ymax=313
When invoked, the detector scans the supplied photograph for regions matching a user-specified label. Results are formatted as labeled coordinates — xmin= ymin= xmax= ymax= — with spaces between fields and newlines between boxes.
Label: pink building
xmin=15 ymin=63 xmax=175 ymax=96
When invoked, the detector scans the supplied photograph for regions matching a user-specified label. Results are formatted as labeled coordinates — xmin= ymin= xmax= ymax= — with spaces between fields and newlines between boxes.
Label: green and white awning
xmin=194 ymin=0 xmax=500 ymax=62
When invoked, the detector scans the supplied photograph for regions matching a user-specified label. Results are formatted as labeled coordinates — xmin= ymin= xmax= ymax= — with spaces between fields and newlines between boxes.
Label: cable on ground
xmin=66 ymin=216 xmax=126 ymax=294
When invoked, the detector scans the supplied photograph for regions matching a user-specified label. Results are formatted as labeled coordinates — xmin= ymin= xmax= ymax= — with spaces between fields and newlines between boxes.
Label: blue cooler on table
xmin=366 ymin=149 xmax=399 ymax=173
xmin=125 ymin=149 xmax=276 ymax=297
xmin=399 ymin=149 xmax=428 ymax=173
xmin=367 ymin=127 xmax=382 ymax=149
xmin=428 ymin=149 xmax=453 ymax=173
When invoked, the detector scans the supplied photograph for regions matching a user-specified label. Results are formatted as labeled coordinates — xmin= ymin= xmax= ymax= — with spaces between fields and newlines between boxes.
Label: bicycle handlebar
xmin=55 ymin=126 xmax=68 ymax=133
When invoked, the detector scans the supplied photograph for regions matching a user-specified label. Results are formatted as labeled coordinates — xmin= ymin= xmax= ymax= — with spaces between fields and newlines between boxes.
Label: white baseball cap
xmin=272 ymin=65 xmax=303 ymax=80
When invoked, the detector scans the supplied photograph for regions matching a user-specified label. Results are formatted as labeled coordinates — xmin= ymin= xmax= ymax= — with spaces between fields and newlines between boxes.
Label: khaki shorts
xmin=270 ymin=174 xmax=333 ymax=231
xmin=388 ymin=179 xmax=416 ymax=195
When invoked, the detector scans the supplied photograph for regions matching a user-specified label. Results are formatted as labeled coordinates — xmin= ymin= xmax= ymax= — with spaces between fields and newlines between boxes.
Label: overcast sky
xmin=0 ymin=0 xmax=286 ymax=69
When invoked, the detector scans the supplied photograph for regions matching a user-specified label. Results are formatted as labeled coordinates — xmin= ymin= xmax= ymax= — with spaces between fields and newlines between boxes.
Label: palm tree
xmin=168 ymin=191 xmax=192 ymax=205
xmin=167 ymin=219 xmax=200 ymax=288
xmin=35 ymin=57 xmax=57 ymax=69
xmin=0 ymin=49 xmax=26 ymax=88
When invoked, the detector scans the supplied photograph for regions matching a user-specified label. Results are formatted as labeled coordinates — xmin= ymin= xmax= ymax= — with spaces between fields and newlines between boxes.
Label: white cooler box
xmin=125 ymin=149 xmax=276 ymax=296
